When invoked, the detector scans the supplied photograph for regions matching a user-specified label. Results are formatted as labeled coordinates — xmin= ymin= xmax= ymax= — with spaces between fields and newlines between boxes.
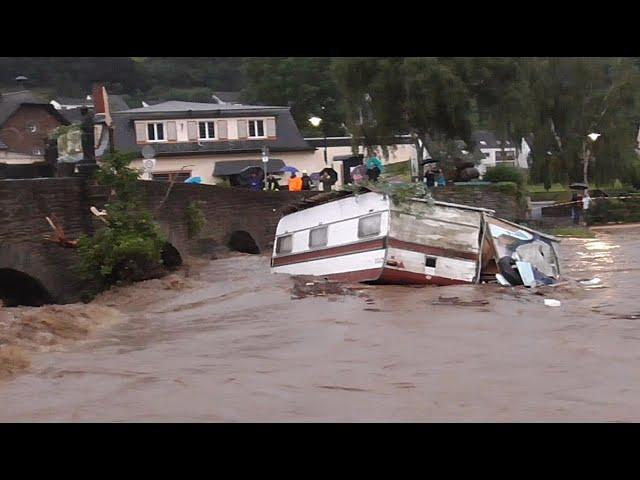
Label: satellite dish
xmin=141 ymin=145 xmax=156 ymax=159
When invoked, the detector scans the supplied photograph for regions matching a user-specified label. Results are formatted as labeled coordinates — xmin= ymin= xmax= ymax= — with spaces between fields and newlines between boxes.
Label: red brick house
xmin=0 ymin=90 xmax=69 ymax=162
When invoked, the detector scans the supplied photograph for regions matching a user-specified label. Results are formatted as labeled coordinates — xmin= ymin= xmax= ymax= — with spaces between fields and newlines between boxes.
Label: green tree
xmin=242 ymin=57 xmax=344 ymax=136
xmin=77 ymin=151 xmax=166 ymax=289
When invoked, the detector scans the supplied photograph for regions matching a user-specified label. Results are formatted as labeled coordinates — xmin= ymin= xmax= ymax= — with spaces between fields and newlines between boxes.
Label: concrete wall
xmin=431 ymin=185 xmax=525 ymax=221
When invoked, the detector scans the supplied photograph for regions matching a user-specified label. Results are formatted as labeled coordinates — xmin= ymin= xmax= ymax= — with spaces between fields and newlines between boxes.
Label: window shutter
xmin=167 ymin=121 xmax=177 ymax=141
xmin=237 ymin=119 xmax=248 ymax=139
xmin=217 ymin=120 xmax=228 ymax=139
xmin=187 ymin=121 xmax=198 ymax=141
xmin=135 ymin=122 xmax=147 ymax=142
xmin=266 ymin=118 xmax=276 ymax=138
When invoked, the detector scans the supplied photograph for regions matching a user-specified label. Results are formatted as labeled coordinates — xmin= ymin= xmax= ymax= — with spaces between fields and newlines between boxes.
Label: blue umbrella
xmin=184 ymin=176 xmax=202 ymax=184
xmin=280 ymin=166 xmax=299 ymax=174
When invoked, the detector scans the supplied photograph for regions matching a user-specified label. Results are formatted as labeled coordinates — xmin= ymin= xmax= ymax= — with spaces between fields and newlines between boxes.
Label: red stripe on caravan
xmin=319 ymin=268 xmax=383 ymax=283
xmin=376 ymin=268 xmax=471 ymax=285
xmin=387 ymin=238 xmax=478 ymax=261
xmin=271 ymin=238 xmax=385 ymax=267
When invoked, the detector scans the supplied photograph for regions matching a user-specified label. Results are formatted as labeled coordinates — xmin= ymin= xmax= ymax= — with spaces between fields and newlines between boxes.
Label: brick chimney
xmin=92 ymin=81 xmax=106 ymax=114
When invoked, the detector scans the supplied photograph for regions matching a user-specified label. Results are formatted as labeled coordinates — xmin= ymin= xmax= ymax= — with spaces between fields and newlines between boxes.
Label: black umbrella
xmin=569 ymin=182 xmax=589 ymax=190
xmin=317 ymin=167 xmax=338 ymax=185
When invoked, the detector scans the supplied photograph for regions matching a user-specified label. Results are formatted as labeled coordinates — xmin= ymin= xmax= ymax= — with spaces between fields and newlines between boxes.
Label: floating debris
xmin=432 ymin=296 xmax=489 ymax=307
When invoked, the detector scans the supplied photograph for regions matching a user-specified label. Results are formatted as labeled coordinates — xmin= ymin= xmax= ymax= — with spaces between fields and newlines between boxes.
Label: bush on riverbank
xmin=484 ymin=165 xmax=525 ymax=186
xmin=546 ymin=227 xmax=595 ymax=238
xmin=77 ymin=151 xmax=167 ymax=293
xmin=586 ymin=195 xmax=640 ymax=225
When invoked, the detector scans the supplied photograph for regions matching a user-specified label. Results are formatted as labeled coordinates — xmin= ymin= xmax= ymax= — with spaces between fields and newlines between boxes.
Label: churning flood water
xmin=1 ymin=226 xmax=640 ymax=422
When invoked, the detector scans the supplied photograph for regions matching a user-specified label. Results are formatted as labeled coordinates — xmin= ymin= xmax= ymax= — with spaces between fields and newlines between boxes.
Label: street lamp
xmin=262 ymin=145 xmax=270 ymax=191
xmin=309 ymin=112 xmax=328 ymax=165
xmin=309 ymin=116 xmax=322 ymax=128
xmin=588 ymin=132 xmax=601 ymax=142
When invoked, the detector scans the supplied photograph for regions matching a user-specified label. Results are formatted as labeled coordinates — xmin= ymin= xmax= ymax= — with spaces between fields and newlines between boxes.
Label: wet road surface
xmin=1 ymin=227 xmax=640 ymax=422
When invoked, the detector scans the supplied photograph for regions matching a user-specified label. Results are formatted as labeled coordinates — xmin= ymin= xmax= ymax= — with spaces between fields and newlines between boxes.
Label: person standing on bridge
xmin=301 ymin=170 xmax=313 ymax=191
xmin=288 ymin=172 xmax=302 ymax=191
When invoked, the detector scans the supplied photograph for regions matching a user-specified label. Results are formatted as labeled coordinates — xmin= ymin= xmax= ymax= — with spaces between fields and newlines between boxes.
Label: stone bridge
xmin=0 ymin=178 xmax=314 ymax=306
xmin=0 ymin=178 xmax=523 ymax=306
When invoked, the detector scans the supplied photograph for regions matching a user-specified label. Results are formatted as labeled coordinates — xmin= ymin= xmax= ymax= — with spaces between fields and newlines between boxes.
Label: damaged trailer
xmin=271 ymin=191 xmax=560 ymax=286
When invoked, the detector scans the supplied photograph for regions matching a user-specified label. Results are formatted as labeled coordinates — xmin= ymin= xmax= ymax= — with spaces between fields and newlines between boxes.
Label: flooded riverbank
xmin=1 ymin=228 xmax=640 ymax=421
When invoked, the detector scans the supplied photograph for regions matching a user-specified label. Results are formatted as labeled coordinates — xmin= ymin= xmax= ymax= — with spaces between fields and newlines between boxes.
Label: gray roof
xmin=54 ymin=94 xmax=129 ymax=113
xmin=213 ymin=158 xmax=285 ymax=176
xmin=118 ymin=100 xmax=284 ymax=114
xmin=112 ymin=103 xmax=313 ymax=156
xmin=55 ymin=96 xmax=91 ymax=106
xmin=58 ymin=95 xmax=130 ymax=124
xmin=0 ymin=90 xmax=68 ymax=127
xmin=107 ymin=95 xmax=130 ymax=112
xmin=212 ymin=91 xmax=242 ymax=104
xmin=471 ymin=130 xmax=515 ymax=149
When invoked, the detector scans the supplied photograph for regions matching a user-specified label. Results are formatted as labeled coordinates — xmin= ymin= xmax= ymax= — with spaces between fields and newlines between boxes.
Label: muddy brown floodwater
xmin=1 ymin=226 xmax=640 ymax=422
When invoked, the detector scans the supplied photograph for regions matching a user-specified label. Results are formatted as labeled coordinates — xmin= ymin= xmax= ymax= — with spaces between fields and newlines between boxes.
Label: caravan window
xmin=358 ymin=214 xmax=381 ymax=238
xmin=309 ymin=226 xmax=328 ymax=248
xmin=276 ymin=235 xmax=292 ymax=254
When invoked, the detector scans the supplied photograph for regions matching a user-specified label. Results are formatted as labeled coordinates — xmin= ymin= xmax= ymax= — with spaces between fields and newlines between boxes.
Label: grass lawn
xmin=546 ymin=227 xmax=596 ymax=238
xmin=527 ymin=182 xmax=628 ymax=193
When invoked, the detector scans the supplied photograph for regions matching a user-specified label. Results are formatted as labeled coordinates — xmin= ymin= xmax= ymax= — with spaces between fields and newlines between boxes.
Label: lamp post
xmin=262 ymin=145 xmax=269 ymax=191
xmin=309 ymin=114 xmax=327 ymax=165
xmin=584 ymin=132 xmax=601 ymax=184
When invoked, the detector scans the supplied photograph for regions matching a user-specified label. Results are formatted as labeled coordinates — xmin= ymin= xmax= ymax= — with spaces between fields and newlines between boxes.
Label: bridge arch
xmin=0 ymin=268 xmax=53 ymax=307
xmin=227 ymin=230 xmax=260 ymax=254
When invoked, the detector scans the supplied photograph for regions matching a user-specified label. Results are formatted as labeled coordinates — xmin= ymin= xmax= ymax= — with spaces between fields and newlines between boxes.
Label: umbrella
xmin=570 ymin=182 xmax=589 ymax=190
xmin=280 ymin=166 xmax=299 ymax=174
xmin=317 ymin=167 xmax=338 ymax=185
xmin=184 ymin=176 xmax=202 ymax=184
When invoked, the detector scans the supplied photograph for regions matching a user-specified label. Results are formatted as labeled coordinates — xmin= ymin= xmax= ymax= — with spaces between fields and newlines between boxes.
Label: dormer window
xmin=147 ymin=122 xmax=165 ymax=141
xmin=248 ymin=119 xmax=265 ymax=138
xmin=199 ymin=121 xmax=216 ymax=140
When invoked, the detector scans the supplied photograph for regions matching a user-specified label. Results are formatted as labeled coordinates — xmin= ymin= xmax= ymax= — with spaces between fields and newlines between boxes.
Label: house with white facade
xmin=471 ymin=131 xmax=519 ymax=176
xmin=112 ymin=101 xmax=322 ymax=185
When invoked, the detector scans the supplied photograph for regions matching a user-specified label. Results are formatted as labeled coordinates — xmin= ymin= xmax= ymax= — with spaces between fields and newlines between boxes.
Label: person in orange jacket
xmin=288 ymin=172 xmax=302 ymax=191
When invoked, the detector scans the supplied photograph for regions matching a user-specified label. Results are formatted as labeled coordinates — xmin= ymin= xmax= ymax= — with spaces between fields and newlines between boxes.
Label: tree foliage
xmin=4 ymin=57 xmax=640 ymax=185
xmin=77 ymin=151 xmax=166 ymax=289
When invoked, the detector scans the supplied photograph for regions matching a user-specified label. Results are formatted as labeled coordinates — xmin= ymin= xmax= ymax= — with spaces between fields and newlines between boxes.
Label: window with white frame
xmin=199 ymin=121 xmax=216 ymax=140
xmin=276 ymin=234 xmax=293 ymax=254
xmin=309 ymin=226 xmax=328 ymax=248
xmin=147 ymin=122 xmax=165 ymax=141
xmin=248 ymin=119 xmax=265 ymax=138
xmin=358 ymin=213 xmax=382 ymax=238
